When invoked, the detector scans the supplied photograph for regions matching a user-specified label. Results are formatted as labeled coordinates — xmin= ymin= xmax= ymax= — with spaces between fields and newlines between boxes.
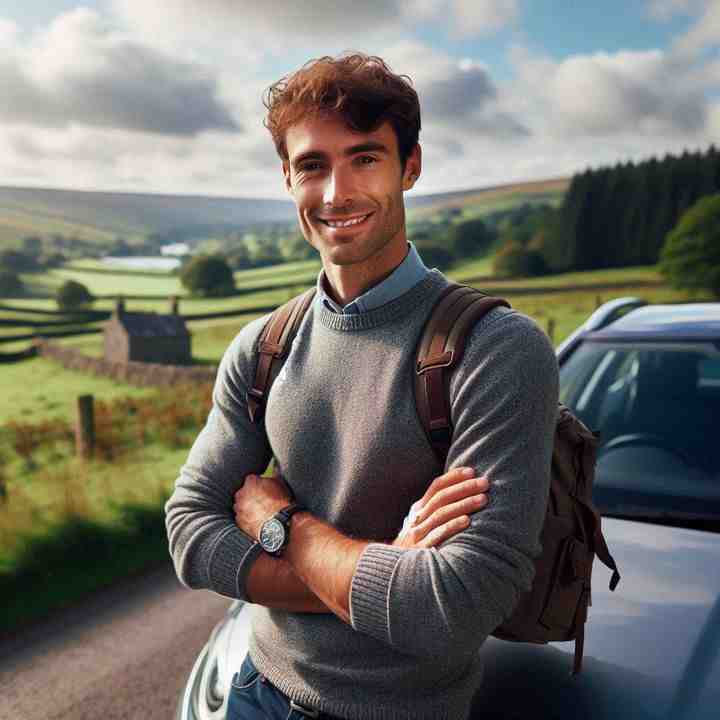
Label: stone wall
xmin=36 ymin=340 xmax=217 ymax=387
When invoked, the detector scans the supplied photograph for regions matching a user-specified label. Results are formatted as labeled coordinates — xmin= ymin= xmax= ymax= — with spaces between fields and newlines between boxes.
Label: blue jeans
xmin=226 ymin=654 xmax=339 ymax=720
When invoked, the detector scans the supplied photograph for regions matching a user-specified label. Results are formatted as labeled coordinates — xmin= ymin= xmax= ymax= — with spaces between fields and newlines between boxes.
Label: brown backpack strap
xmin=415 ymin=283 xmax=511 ymax=462
xmin=574 ymin=495 xmax=621 ymax=591
xmin=247 ymin=288 xmax=316 ymax=423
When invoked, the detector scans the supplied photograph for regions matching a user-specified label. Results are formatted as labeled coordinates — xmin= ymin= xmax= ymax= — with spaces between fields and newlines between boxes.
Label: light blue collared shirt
xmin=316 ymin=241 xmax=430 ymax=315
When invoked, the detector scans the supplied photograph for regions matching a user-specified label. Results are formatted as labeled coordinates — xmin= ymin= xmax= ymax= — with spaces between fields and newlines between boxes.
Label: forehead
xmin=284 ymin=115 xmax=398 ymax=161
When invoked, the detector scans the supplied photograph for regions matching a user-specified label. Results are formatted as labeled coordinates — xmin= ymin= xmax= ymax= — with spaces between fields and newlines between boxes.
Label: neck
xmin=322 ymin=234 xmax=409 ymax=307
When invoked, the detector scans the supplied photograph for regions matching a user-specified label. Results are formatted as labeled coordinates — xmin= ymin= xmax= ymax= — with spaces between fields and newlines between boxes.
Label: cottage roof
xmin=109 ymin=312 xmax=189 ymax=338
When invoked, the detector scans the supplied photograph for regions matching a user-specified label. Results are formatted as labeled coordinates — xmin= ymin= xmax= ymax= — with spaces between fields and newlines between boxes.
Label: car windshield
xmin=560 ymin=340 xmax=720 ymax=529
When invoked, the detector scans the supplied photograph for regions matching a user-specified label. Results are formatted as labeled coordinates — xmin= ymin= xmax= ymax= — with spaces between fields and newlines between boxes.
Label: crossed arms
xmin=236 ymin=465 xmax=490 ymax=617
xmin=166 ymin=310 xmax=559 ymax=657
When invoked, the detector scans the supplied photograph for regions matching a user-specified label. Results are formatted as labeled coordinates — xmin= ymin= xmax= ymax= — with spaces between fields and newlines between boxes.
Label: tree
xmin=0 ymin=271 xmax=23 ymax=297
xmin=492 ymin=241 xmax=547 ymax=278
xmin=180 ymin=255 xmax=236 ymax=297
xmin=278 ymin=233 xmax=317 ymax=262
xmin=0 ymin=249 xmax=37 ymax=272
xmin=56 ymin=280 xmax=94 ymax=309
xmin=415 ymin=244 xmax=454 ymax=270
xmin=448 ymin=218 xmax=496 ymax=258
xmin=659 ymin=193 xmax=720 ymax=298
xmin=21 ymin=235 xmax=43 ymax=255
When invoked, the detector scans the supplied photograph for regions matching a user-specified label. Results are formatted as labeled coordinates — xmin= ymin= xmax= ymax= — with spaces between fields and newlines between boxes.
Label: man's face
xmin=282 ymin=114 xmax=420 ymax=269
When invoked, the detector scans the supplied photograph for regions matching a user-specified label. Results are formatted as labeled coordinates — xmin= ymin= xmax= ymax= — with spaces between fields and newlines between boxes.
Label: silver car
xmin=178 ymin=299 xmax=720 ymax=720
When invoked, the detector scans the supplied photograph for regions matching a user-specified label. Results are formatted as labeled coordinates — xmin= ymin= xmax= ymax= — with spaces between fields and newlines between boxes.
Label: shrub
xmin=660 ymin=194 xmax=720 ymax=299
xmin=415 ymin=244 xmax=454 ymax=270
xmin=492 ymin=241 xmax=548 ymax=278
xmin=0 ymin=249 xmax=37 ymax=273
xmin=56 ymin=280 xmax=94 ymax=310
xmin=448 ymin=218 xmax=497 ymax=259
xmin=180 ymin=255 xmax=236 ymax=297
xmin=0 ymin=271 xmax=24 ymax=297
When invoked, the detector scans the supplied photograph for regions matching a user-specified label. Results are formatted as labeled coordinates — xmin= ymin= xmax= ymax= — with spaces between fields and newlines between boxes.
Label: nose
xmin=322 ymin=166 xmax=354 ymax=208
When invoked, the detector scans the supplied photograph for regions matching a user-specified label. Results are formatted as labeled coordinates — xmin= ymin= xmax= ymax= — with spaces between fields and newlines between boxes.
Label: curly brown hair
xmin=263 ymin=52 xmax=421 ymax=171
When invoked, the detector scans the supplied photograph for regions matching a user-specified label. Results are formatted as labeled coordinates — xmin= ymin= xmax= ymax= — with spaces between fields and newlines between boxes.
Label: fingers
xmin=414 ymin=494 xmax=487 ymax=536
xmin=397 ymin=492 xmax=489 ymax=549
xmin=414 ymin=474 xmax=489 ymax=527
xmin=414 ymin=515 xmax=471 ymax=549
xmin=418 ymin=466 xmax=475 ymax=507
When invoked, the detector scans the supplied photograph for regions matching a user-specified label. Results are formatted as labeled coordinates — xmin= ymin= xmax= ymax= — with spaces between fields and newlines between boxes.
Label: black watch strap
xmin=277 ymin=502 xmax=302 ymax=523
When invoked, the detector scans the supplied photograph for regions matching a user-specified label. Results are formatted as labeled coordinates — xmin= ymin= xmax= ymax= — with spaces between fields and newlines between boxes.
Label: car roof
xmin=586 ymin=303 xmax=720 ymax=342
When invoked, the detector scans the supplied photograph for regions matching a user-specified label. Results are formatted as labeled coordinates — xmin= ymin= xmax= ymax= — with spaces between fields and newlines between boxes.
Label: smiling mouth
xmin=318 ymin=213 xmax=373 ymax=229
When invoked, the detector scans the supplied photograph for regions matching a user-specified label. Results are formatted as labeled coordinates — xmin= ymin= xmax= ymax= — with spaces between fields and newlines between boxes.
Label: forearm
xmin=284 ymin=512 xmax=369 ymax=624
xmin=245 ymin=551 xmax=331 ymax=613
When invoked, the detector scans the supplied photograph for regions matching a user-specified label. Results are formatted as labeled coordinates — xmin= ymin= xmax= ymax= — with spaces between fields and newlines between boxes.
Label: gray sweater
xmin=165 ymin=269 xmax=559 ymax=720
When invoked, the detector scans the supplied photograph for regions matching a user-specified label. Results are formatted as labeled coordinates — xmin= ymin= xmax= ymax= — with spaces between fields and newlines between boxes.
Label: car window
xmin=560 ymin=340 xmax=720 ymax=525
xmin=699 ymin=357 xmax=720 ymax=387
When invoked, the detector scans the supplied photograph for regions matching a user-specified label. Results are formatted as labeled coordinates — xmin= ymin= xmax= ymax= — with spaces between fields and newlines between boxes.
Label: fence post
xmin=546 ymin=317 xmax=556 ymax=345
xmin=76 ymin=394 xmax=95 ymax=459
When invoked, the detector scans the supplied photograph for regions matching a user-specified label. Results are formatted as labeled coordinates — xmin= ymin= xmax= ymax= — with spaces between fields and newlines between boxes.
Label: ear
xmin=402 ymin=143 xmax=422 ymax=192
xmin=282 ymin=161 xmax=294 ymax=196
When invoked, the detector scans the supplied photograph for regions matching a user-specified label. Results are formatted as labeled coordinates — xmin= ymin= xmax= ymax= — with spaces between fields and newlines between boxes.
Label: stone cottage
xmin=103 ymin=297 xmax=191 ymax=365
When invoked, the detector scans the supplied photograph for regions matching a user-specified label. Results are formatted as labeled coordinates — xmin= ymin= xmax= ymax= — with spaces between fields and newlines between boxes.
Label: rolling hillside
xmin=0 ymin=177 xmax=569 ymax=249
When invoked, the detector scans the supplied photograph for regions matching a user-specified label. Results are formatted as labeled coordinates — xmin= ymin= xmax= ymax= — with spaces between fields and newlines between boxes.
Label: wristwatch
xmin=258 ymin=503 xmax=303 ymax=557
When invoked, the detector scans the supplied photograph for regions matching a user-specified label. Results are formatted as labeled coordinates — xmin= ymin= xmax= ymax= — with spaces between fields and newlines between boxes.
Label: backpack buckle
xmin=416 ymin=350 xmax=454 ymax=374
xmin=259 ymin=340 xmax=284 ymax=357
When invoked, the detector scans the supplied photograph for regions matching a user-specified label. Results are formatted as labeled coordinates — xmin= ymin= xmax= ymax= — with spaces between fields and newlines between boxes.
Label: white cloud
xmin=451 ymin=0 xmax=519 ymax=37
xmin=646 ymin=0 xmax=702 ymax=21
xmin=673 ymin=0 xmax=720 ymax=55
xmin=0 ymin=8 xmax=238 ymax=136
xmin=382 ymin=41 xmax=528 ymax=138
xmin=509 ymin=46 xmax=710 ymax=138
xmin=1 ymin=6 xmax=718 ymax=200
xmin=110 ymin=0 xmax=519 ymax=55
xmin=0 ymin=17 xmax=19 ymax=45
xmin=111 ymin=0 xmax=405 ymax=60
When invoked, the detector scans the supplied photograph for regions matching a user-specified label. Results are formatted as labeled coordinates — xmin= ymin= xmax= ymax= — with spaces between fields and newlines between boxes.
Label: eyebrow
xmin=292 ymin=141 xmax=390 ymax=168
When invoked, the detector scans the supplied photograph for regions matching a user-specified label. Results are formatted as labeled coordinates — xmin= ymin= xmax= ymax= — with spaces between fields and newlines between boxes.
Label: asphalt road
xmin=0 ymin=563 xmax=230 ymax=720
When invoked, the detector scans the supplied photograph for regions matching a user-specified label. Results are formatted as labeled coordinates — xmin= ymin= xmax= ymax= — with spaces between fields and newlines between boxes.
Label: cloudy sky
xmin=0 ymin=0 xmax=718 ymax=198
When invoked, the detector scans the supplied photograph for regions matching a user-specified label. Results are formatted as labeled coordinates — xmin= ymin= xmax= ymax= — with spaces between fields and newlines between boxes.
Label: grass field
xmin=16 ymin=258 xmax=322 ymax=304
xmin=0 ymin=356 xmax=161 ymax=424
xmin=4 ymin=260 xmax=671 ymax=369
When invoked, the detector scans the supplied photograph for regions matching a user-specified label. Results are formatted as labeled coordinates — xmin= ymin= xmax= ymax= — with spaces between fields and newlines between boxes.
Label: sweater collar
xmin=316 ymin=241 xmax=429 ymax=316
xmin=316 ymin=269 xmax=447 ymax=332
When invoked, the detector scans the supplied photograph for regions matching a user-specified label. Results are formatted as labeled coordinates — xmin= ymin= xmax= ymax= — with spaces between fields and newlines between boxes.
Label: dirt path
xmin=0 ymin=563 xmax=230 ymax=720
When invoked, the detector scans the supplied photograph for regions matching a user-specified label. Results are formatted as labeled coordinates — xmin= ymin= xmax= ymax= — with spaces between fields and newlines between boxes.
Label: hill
xmin=0 ymin=177 xmax=569 ymax=249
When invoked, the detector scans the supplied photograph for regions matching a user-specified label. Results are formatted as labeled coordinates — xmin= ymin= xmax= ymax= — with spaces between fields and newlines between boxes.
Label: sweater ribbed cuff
xmin=349 ymin=543 xmax=404 ymax=645
xmin=208 ymin=526 xmax=262 ymax=600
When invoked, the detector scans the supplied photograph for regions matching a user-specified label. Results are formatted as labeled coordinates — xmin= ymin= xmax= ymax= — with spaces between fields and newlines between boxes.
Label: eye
xmin=358 ymin=155 xmax=377 ymax=165
xmin=298 ymin=161 xmax=323 ymax=173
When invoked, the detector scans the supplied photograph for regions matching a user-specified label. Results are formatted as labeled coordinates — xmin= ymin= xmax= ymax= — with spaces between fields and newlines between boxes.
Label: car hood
xmin=205 ymin=518 xmax=720 ymax=720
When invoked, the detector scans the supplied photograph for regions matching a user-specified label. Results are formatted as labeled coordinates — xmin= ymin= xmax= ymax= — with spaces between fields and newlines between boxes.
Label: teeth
xmin=324 ymin=214 xmax=369 ymax=228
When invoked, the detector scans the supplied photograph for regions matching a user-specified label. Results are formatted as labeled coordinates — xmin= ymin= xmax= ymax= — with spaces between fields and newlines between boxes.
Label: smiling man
xmin=166 ymin=53 xmax=558 ymax=720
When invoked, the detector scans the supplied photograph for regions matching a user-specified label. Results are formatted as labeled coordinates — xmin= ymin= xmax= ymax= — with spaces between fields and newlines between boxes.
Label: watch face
xmin=260 ymin=517 xmax=286 ymax=554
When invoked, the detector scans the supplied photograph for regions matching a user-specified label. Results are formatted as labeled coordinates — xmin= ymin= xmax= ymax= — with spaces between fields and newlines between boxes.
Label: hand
xmin=393 ymin=466 xmax=489 ymax=549
xmin=234 ymin=466 xmax=293 ymax=541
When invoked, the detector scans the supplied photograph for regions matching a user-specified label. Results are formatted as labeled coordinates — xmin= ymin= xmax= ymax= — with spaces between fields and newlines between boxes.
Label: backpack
xmin=246 ymin=283 xmax=621 ymax=675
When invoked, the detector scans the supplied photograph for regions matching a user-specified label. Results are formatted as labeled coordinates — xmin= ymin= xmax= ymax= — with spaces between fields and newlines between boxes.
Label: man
xmin=166 ymin=53 xmax=558 ymax=720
